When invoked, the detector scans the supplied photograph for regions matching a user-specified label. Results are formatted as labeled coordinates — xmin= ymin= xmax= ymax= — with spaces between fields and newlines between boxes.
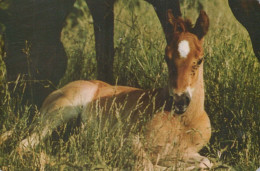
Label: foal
xmin=17 ymin=10 xmax=211 ymax=169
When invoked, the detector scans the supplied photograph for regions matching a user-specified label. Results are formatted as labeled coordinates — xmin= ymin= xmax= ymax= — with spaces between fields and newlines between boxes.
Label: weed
xmin=0 ymin=0 xmax=259 ymax=170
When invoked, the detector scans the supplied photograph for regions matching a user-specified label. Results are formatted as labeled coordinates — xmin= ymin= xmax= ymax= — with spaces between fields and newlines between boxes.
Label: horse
xmin=1 ymin=0 xmax=259 ymax=107
xmin=13 ymin=9 xmax=211 ymax=170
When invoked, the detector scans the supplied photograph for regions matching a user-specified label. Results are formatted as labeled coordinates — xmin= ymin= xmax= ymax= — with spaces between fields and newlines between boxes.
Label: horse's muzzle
xmin=173 ymin=92 xmax=191 ymax=114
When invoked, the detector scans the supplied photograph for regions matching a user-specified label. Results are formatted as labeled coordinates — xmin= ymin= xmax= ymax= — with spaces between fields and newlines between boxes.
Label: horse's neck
xmin=171 ymin=67 xmax=205 ymax=126
xmin=193 ymin=66 xmax=205 ymax=106
xmin=181 ymin=67 xmax=205 ymax=124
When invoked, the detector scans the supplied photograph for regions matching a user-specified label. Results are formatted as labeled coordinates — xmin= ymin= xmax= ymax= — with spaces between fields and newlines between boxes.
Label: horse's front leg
xmin=131 ymin=136 xmax=166 ymax=171
xmin=182 ymin=152 xmax=212 ymax=170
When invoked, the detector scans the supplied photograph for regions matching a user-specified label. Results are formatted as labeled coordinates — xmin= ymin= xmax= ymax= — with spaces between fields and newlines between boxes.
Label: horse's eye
xmin=197 ymin=58 xmax=204 ymax=65
xmin=165 ymin=54 xmax=172 ymax=63
xmin=177 ymin=25 xmax=182 ymax=32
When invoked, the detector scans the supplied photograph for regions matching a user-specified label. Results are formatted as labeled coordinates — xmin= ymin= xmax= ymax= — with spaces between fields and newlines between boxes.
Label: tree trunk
xmin=145 ymin=0 xmax=182 ymax=44
xmin=228 ymin=0 xmax=260 ymax=61
xmin=2 ymin=0 xmax=75 ymax=106
xmin=86 ymin=0 xmax=116 ymax=84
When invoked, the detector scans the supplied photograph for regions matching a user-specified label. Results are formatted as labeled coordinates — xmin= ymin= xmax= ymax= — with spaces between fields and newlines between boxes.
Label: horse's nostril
xmin=173 ymin=93 xmax=191 ymax=114
xmin=185 ymin=95 xmax=190 ymax=105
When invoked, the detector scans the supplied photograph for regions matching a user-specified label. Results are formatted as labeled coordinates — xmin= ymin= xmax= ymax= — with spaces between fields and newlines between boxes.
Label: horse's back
xmin=40 ymin=80 xmax=99 ymax=114
xmin=40 ymin=80 xmax=140 ymax=114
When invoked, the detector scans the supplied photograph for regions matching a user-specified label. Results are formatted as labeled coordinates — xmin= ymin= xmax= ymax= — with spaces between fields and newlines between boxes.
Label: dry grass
xmin=0 ymin=0 xmax=259 ymax=170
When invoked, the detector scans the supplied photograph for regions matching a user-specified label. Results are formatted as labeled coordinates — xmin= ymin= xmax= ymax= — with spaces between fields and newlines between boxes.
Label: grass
xmin=0 ymin=0 xmax=259 ymax=170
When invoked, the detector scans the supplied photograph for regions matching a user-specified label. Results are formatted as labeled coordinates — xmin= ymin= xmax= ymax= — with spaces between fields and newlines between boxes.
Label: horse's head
xmin=165 ymin=10 xmax=209 ymax=114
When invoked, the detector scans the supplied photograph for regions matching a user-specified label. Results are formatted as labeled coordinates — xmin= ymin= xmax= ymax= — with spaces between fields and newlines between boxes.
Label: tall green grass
xmin=0 ymin=0 xmax=259 ymax=170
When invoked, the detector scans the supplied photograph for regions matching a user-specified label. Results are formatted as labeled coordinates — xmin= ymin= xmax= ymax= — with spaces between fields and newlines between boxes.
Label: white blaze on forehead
xmin=178 ymin=40 xmax=190 ymax=58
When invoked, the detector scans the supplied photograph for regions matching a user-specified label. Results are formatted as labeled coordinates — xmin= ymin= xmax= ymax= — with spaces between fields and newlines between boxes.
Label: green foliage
xmin=0 ymin=0 xmax=259 ymax=170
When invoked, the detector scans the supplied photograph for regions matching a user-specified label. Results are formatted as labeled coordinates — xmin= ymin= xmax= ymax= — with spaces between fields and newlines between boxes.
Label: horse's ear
xmin=167 ymin=9 xmax=175 ymax=26
xmin=192 ymin=10 xmax=209 ymax=40
xmin=168 ymin=9 xmax=185 ymax=33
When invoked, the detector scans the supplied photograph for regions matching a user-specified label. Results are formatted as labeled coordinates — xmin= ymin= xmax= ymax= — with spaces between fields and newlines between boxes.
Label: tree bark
xmin=228 ymin=0 xmax=260 ymax=61
xmin=85 ymin=0 xmax=116 ymax=84
xmin=145 ymin=0 xmax=181 ymax=44
xmin=2 ymin=0 xmax=75 ymax=106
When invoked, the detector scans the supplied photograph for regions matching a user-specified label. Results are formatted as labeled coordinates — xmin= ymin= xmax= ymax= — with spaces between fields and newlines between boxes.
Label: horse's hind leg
xmin=18 ymin=106 xmax=81 ymax=151
xmin=18 ymin=81 xmax=98 ymax=151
